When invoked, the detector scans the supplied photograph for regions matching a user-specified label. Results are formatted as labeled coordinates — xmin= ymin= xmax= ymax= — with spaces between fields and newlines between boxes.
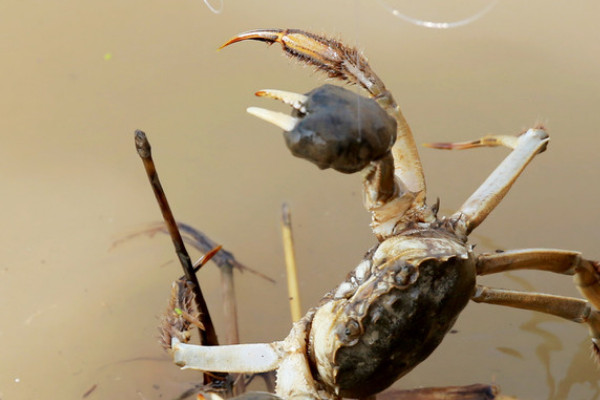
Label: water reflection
xmin=521 ymin=313 xmax=564 ymax=399
xmin=556 ymin=339 xmax=600 ymax=400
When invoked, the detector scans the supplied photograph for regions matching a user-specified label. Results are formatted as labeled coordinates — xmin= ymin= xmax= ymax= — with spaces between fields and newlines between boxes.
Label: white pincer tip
xmin=247 ymin=107 xmax=301 ymax=132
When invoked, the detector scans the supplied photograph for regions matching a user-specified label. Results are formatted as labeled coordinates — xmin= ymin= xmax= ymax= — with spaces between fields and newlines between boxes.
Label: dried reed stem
xmin=281 ymin=203 xmax=302 ymax=322
xmin=134 ymin=130 xmax=222 ymax=385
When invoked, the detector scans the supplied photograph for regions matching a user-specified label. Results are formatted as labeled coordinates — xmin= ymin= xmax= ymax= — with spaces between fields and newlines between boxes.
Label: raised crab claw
xmin=170 ymin=29 xmax=600 ymax=400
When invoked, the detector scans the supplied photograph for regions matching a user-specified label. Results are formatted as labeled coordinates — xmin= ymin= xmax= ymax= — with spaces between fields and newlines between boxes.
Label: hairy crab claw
xmin=222 ymin=28 xmax=433 ymax=238
xmin=248 ymin=84 xmax=397 ymax=174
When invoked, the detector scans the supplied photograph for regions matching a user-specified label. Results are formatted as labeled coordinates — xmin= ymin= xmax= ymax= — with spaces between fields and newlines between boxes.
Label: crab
xmin=169 ymin=29 xmax=600 ymax=400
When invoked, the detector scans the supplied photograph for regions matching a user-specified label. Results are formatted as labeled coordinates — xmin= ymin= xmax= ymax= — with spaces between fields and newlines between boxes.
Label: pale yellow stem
xmin=281 ymin=203 xmax=302 ymax=322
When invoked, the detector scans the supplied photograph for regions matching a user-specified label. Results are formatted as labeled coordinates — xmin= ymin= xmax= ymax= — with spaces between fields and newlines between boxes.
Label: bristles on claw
xmin=221 ymin=29 xmax=387 ymax=98
xmin=158 ymin=279 xmax=204 ymax=350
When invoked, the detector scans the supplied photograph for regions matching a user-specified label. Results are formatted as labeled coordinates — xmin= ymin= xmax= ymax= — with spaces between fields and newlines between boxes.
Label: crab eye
xmin=394 ymin=263 xmax=418 ymax=287
xmin=339 ymin=318 xmax=362 ymax=345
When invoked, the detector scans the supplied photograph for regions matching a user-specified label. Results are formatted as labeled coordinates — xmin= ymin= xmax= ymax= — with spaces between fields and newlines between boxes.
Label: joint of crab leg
xmin=584 ymin=309 xmax=600 ymax=360
xmin=171 ymin=338 xmax=285 ymax=373
xmin=362 ymin=153 xmax=426 ymax=239
xmin=453 ymin=128 xmax=549 ymax=235
xmin=275 ymin=313 xmax=321 ymax=400
xmin=574 ymin=260 xmax=600 ymax=310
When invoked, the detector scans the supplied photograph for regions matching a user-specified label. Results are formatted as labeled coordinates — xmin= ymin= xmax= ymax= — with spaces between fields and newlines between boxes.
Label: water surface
xmin=1 ymin=1 xmax=599 ymax=399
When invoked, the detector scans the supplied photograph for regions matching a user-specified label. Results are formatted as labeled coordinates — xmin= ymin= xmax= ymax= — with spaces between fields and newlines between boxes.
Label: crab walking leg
xmin=472 ymin=285 xmax=600 ymax=353
xmin=424 ymin=134 xmax=519 ymax=151
xmin=172 ymin=315 xmax=321 ymax=400
xmin=220 ymin=28 xmax=427 ymax=198
xmin=172 ymin=339 xmax=285 ymax=373
xmin=476 ymin=249 xmax=600 ymax=309
xmin=450 ymin=129 xmax=549 ymax=235
xmin=477 ymin=249 xmax=581 ymax=275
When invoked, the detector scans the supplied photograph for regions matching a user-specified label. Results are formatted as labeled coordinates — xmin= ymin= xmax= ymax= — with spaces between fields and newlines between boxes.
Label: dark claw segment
xmin=285 ymin=84 xmax=396 ymax=174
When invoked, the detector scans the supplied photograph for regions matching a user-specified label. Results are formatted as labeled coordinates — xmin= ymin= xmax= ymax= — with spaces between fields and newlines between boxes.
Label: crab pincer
xmin=247 ymin=85 xmax=397 ymax=173
xmin=221 ymin=28 xmax=428 ymax=205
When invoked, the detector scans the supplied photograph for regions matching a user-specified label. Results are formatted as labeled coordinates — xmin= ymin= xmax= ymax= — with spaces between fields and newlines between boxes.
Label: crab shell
xmin=308 ymin=230 xmax=477 ymax=398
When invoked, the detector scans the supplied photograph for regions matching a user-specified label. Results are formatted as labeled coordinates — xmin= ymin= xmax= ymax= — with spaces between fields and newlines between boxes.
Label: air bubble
xmin=202 ymin=0 xmax=223 ymax=14
xmin=377 ymin=0 xmax=498 ymax=29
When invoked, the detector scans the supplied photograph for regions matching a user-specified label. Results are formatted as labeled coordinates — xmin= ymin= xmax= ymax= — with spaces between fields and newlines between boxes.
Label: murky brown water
xmin=1 ymin=1 xmax=599 ymax=399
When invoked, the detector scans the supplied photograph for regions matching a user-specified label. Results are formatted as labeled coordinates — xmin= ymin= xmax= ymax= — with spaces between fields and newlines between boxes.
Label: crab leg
xmin=221 ymin=29 xmax=427 ymax=202
xmin=472 ymin=285 xmax=600 ymax=355
xmin=172 ymin=315 xmax=321 ymax=400
xmin=362 ymin=153 xmax=422 ymax=239
xmin=430 ymin=129 xmax=549 ymax=235
xmin=476 ymin=249 xmax=600 ymax=310
xmin=172 ymin=339 xmax=284 ymax=373
xmin=424 ymin=134 xmax=519 ymax=150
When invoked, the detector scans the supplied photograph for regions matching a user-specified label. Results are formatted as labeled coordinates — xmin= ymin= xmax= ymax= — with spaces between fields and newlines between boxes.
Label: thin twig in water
xmin=82 ymin=383 xmax=98 ymax=398
xmin=134 ymin=130 xmax=218 ymax=346
xmin=177 ymin=225 xmax=245 ymax=393
xmin=134 ymin=130 xmax=222 ymax=385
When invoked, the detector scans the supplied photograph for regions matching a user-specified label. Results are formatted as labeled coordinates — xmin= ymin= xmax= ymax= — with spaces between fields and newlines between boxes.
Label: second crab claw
xmin=248 ymin=84 xmax=397 ymax=174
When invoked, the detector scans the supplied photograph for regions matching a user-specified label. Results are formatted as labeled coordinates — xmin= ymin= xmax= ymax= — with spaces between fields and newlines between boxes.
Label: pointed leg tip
xmin=246 ymin=106 xmax=262 ymax=116
xmin=219 ymin=29 xmax=284 ymax=50
xmin=218 ymin=36 xmax=242 ymax=50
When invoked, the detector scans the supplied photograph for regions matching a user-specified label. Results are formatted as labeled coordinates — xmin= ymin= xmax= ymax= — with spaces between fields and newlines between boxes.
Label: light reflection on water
xmin=1 ymin=1 xmax=599 ymax=399
xmin=376 ymin=0 xmax=499 ymax=29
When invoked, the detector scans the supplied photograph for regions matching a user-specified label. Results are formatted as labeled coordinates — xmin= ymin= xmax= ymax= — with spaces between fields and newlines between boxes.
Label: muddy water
xmin=1 ymin=1 xmax=599 ymax=399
